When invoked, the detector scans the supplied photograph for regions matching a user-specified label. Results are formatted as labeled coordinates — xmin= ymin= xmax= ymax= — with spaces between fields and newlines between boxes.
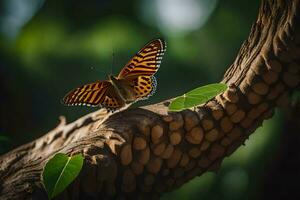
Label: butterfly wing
xmin=129 ymin=75 xmax=157 ymax=100
xmin=117 ymin=38 xmax=166 ymax=78
xmin=101 ymin=85 xmax=126 ymax=110
xmin=62 ymin=81 xmax=124 ymax=110
xmin=117 ymin=38 xmax=166 ymax=101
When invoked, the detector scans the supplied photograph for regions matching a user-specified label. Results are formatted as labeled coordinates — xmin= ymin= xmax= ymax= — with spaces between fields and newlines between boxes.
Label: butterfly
xmin=62 ymin=38 xmax=166 ymax=111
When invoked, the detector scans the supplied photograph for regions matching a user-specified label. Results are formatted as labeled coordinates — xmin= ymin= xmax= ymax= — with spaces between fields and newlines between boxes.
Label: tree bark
xmin=1 ymin=0 xmax=300 ymax=199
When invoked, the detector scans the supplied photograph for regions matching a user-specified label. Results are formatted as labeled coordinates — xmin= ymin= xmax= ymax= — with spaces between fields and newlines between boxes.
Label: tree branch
xmin=0 ymin=0 xmax=300 ymax=199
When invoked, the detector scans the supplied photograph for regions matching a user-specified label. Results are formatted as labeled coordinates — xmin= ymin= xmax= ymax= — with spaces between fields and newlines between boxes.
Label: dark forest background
xmin=0 ymin=0 xmax=293 ymax=199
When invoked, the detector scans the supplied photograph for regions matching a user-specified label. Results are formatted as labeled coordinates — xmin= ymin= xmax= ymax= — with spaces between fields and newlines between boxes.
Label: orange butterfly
xmin=62 ymin=39 xmax=166 ymax=111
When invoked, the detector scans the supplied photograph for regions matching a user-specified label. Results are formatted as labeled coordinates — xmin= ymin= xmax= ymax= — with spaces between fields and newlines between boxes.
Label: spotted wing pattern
xmin=62 ymin=81 xmax=124 ymax=109
xmin=131 ymin=75 xmax=157 ymax=100
xmin=101 ymin=86 xmax=125 ymax=110
xmin=118 ymin=39 xmax=166 ymax=78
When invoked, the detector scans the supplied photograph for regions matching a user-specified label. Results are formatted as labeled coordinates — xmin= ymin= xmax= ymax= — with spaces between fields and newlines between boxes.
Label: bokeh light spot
xmin=140 ymin=0 xmax=218 ymax=36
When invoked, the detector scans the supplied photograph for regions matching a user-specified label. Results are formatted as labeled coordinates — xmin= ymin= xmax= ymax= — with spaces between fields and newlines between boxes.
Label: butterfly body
xmin=63 ymin=39 xmax=166 ymax=111
xmin=109 ymin=75 xmax=136 ymax=104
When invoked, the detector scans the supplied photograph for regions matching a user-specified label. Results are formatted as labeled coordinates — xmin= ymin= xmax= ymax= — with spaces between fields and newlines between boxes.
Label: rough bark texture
xmin=1 ymin=0 xmax=300 ymax=199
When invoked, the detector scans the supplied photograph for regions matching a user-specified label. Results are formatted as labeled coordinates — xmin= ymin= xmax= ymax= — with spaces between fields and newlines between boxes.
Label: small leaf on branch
xmin=42 ymin=153 xmax=84 ymax=199
xmin=169 ymin=83 xmax=228 ymax=112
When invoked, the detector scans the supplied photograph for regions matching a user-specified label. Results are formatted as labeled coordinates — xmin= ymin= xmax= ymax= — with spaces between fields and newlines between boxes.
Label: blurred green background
xmin=0 ymin=0 xmax=292 ymax=199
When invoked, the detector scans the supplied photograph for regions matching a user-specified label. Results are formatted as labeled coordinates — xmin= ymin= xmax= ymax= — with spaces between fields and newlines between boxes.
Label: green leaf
xmin=168 ymin=96 xmax=185 ymax=112
xmin=42 ymin=153 xmax=84 ymax=199
xmin=169 ymin=83 xmax=228 ymax=112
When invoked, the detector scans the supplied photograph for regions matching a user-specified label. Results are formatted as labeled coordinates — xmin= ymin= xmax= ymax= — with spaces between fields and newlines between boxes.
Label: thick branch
xmin=1 ymin=0 xmax=300 ymax=199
